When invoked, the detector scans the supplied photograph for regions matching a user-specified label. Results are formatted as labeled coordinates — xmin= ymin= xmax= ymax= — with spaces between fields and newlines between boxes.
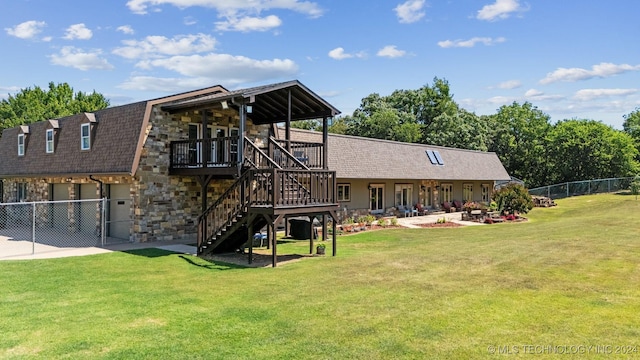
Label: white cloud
xmin=477 ymin=0 xmax=526 ymax=21
xmin=117 ymin=25 xmax=135 ymax=34
xmin=524 ymin=88 xmax=564 ymax=101
xmin=394 ymin=0 xmax=425 ymax=24
xmin=49 ymin=46 xmax=114 ymax=71
xmin=328 ymin=47 xmax=366 ymax=60
xmin=125 ymin=0 xmax=324 ymax=18
xmin=119 ymin=76 xmax=218 ymax=91
xmin=573 ymin=88 xmax=638 ymax=101
xmin=494 ymin=80 xmax=521 ymax=89
xmin=540 ymin=62 xmax=640 ymax=84
xmin=113 ymin=33 xmax=216 ymax=59
xmin=184 ymin=16 xmax=197 ymax=25
xmin=215 ymin=15 xmax=282 ymax=32
xmin=438 ymin=36 xmax=506 ymax=48
xmin=5 ymin=20 xmax=46 ymax=39
xmin=136 ymin=53 xmax=298 ymax=80
xmin=63 ymin=23 xmax=93 ymax=40
xmin=377 ymin=45 xmax=406 ymax=58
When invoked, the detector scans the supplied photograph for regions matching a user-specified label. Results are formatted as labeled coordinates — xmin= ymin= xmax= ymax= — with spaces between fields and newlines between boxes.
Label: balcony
xmin=169 ymin=137 xmax=239 ymax=176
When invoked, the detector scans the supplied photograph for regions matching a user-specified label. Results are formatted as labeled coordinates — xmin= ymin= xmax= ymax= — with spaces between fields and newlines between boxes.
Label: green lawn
xmin=2 ymin=194 xmax=640 ymax=359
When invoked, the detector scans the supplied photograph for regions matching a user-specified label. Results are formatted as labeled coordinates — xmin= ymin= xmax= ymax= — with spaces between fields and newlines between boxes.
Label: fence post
xmin=101 ymin=198 xmax=106 ymax=247
xmin=588 ymin=181 xmax=591 ymax=195
xmin=32 ymin=202 xmax=36 ymax=255
xmin=547 ymin=186 xmax=550 ymax=199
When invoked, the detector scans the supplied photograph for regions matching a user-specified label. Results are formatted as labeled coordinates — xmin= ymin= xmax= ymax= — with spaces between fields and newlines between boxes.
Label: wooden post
xmin=332 ymin=217 xmax=337 ymax=256
xmin=270 ymin=221 xmax=277 ymax=267
xmin=322 ymin=214 xmax=327 ymax=241
xmin=286 ymin=89 xmax=291 ymax=153
xmin=322 ymin=117 xmax=328 ymax=169
xmin=248 ymin=221 xmax=253 ymax=264
xmin=309 ymin=215 xmax=314 ymax=254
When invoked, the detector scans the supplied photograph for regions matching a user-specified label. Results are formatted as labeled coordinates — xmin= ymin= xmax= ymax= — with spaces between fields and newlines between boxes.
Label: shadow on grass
xmin=178 ymin=255 xmax=247 ymax=270
xmin=122 ymin=248 xmax=179 ymax=258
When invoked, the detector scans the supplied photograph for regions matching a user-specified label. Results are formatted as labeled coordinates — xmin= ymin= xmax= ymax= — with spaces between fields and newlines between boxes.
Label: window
xmin=81 ymin=123 xmax=91 ymax=150
xmin=17 ymin=183 xmax=27 ymax=202
xmin=337 ymin=184 xmax=351 ymax=202
xmin=18 ymin=134 xmax=25 ymax=156
xmin=369 ymin=184 xmax=384 ymax=213
xmin=46 ymin=129 xmax=54 ymax=153
xmin=463 ymin=183 xmax=473 ymax=202
xmin=481 ymin=183 xmax=491 ymax=202
xmin=395 ymin=184 xmax=413 ymax=207
xmin=440 ymin=183 xmax=453 ymax=203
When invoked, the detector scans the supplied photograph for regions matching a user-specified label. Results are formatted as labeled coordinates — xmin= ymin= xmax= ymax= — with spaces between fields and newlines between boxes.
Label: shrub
xmin=390 ymin=217 xmax=398 ymax=226
xmin=377 ymin=218 xmax=388 ymax=227
xmin=493 ymin=183 xmax=534 ymax=214
xmin=364 ymin=215 xmax=376 ymax=226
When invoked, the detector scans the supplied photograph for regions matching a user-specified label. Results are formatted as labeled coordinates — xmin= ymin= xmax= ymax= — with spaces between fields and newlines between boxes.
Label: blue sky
xmin=2 ymin=0 xmax=639 ymax=128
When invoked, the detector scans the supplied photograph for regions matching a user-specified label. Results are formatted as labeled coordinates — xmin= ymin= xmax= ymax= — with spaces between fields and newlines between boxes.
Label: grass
xmin=1 ymin=193 xmax=640 ymax=359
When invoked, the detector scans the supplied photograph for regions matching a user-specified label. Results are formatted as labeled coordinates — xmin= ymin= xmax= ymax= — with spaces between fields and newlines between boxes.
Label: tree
xmin=489 ymin=102 xmax=553 ymax=188
xmin=623 ymin=107 xmax=640 ymax=161
xmin=630 ymin=175 xmax=640 ymax=200
xmin=422 ymin=109 xmax=492 ymax=151
xmin=493 ymin=183 xmax=534 ymax=215
xmin=548 ymin=119 xmax=638 ymax=182
xmin=0 ymin=82 xmax=109 ymax=136
xmin=290 ymin=120 xmax=320 ymax=131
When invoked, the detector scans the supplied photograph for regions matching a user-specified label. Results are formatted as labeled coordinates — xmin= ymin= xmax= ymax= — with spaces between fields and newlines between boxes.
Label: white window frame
xmin=395 ymin=184 xmax=413 ymax=207
xmin=337 ymin=183 xmax=351 ymax=202
xmin=17 ymin=183 xmax=27 ymax=202
xmin=481 ymin=183 xmax=491 ymax=202
xmin=463 ymin=183 xmax=473 ymax=202
xmin=369 ymin=184 xmax=385 ymax=214
xmin=46 ymin=129 xmax=54 ymax=153
xmin=18 ymin=134 xmax=25 ymax=156
xmin=81 ymin=123 xmax=91 ymax=150
xmin=441 ymin=183 xmax=453 ymax=203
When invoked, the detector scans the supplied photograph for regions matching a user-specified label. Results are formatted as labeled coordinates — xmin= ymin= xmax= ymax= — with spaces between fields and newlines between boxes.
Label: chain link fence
xmin=529 ymin=177 xmax=634 ymax=200
xmin=0 ymin=198 xmax=130 ymax=258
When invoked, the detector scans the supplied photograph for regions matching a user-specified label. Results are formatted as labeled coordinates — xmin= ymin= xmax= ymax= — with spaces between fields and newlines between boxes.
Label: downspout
xmin=89 ymin=175 xmax=104 ymax=198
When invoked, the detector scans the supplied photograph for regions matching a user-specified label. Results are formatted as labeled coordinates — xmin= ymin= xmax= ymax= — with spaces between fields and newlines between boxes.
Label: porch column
xmin=322 ymin=117 xmax=328 ymax=170
xmin=239 ymin=100 xmax=246 ymax=176
xmin=286 ymin=89 xmax=291 ymax=153
xmin=201 ymin=110 xmax=208 ymax=170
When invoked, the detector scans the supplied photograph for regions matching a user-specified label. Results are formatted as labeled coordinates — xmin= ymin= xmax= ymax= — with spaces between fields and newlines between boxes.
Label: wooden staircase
xmin=197 ymin=137 xmax=336 ymax=256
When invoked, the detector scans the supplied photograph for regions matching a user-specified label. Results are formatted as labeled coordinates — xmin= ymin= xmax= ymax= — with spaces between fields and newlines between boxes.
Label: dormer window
xmin=18 ymin=134 xmax=25 ymax=156
xmin=46 ymin=129 xmax=54 ymax=153
xmin=81 ymin=123 xmax=91 ymax=150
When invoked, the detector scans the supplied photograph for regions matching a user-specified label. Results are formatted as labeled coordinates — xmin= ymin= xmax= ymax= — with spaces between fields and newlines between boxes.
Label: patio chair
xmin=397 ymin=205 xmax=413 ymax=217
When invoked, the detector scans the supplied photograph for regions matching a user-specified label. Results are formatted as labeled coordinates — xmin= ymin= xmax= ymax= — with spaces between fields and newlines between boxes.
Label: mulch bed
xmin=415 ymin=222 xmax=464 ymax=228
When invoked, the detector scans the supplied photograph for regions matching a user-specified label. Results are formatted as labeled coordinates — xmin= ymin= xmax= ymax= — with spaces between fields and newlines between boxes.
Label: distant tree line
xmin=296 ymin=77 xmax=640 ymax=188
xmin=0 ymin=82 xmax=109 ymax=138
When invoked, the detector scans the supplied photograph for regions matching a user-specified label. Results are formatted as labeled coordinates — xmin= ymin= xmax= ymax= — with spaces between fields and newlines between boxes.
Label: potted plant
xmin=316 ymin=242 xmax=326 ymax=255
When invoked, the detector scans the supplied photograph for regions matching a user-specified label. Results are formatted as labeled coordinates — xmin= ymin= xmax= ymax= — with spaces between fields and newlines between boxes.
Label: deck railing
xmin=197 ymin=168 xmax=336 ymax=251
xmin=272 ymin=138 xmax=324 ymax=169
xmin=170 ymin=136 xmax=239 ymax=169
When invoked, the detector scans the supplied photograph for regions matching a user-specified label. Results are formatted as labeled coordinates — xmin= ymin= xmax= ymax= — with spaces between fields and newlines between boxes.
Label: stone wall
xmin=132 ymin=105 xmax=270 ymax=242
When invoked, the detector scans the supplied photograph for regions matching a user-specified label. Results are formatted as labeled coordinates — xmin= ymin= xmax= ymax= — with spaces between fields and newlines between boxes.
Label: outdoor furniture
xmin=397 ymin=205 xmax=416 ymax=217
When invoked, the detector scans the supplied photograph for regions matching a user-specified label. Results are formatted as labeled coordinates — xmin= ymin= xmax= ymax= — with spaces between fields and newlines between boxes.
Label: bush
xmin=493 ymin=183 xmax=534 ymax=214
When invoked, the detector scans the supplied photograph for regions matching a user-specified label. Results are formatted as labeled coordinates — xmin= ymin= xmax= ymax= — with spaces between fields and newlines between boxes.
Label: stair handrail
xmin=268 ymin=137 xmax=310 ymax=170
xmin=244 ymin=137 xmax=281 ymax=169
xmin=197 ymin=170 xmax=251 ymax=252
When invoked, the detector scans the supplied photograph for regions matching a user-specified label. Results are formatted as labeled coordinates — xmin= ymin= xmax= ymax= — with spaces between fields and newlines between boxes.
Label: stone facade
xmin=131 ymin=105 xmax=270 ymax=242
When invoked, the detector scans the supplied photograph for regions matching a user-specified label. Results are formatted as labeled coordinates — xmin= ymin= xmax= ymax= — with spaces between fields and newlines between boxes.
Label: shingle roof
xmin=279 ymin=128 xmax=511 ymax=181
xmin=0 ymin=84 xmax=229 ymax=177
xmin=0 ymin=102 xmax=147 ymax=177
